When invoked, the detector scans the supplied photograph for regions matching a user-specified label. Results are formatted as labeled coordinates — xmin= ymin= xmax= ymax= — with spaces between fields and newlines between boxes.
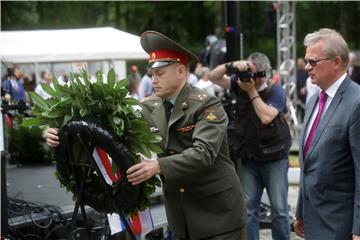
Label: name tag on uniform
xmin=177 ymin=124 xmax=196 ymax=133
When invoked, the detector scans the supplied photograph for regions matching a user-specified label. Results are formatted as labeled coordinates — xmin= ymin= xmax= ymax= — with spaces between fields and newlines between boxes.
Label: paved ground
xmin=260 ymin=185 xmax=302 ymax=240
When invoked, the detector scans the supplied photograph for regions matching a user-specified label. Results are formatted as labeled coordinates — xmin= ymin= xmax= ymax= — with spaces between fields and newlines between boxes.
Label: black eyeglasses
xmin=304 ymin=58 xmax=330 ymax=67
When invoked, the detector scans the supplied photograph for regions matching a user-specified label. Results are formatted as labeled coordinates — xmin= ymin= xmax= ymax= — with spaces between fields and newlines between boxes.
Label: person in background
xmin=294 ymin=28 xmax=360 ymax=240
xmin=138 ymin=67 xmax=153 ymax=100
xmin=187 ymin=68 xmax=198 ymax=87
xmin=35 ymin=70 xmax=54 ymax=99
xmin=305 ymin=76 xmax=319 ymax=105
xmin=127 ymin=64 xmax=142 ymax=98
xmin=348 ymin=51 xmax=360 ymax=84
xmin=195 ymin=67 xmax=215 ymax=96
xmin=296 ymin=58 xmax=309 ymax=122
xmin=44 ymin=30 xmax=248 ymax=240
xmin=2 ymin=66 xmax=26 ymax=103
xmin=208 ymin=52 xmax=292 ymax=240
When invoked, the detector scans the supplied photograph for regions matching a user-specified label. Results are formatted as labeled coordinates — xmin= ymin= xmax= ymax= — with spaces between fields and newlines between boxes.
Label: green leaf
xmin=21 ymin=117 xmax=48 ymax=127
xmin=107 ymin=68 xmax=116 ymax=87
xmin=115 ymin=79 xmax=128 ymax=90
xmin=122 ymin=97 xmax=139 ymax=106
xmin=79 ymin=107 xmax=88 ymax=117
xmin=41 ymin=83 xmax=58 ymax=98
xmin=95 ymin=71 xmax=103 ymax=84
xmin=29 ymin=92 xmax=49 ymax=110
xmin=42 ymin=102 xmax=68 ymax=118
xmin=80 ymin=68 xmax=91 ymax=85
xmin=61 ymin=114 xmax=73 ymax=127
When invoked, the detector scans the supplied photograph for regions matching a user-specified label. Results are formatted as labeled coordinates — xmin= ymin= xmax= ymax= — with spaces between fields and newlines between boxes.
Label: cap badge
xmin=151 ymin=52 xmax=156 ymax=60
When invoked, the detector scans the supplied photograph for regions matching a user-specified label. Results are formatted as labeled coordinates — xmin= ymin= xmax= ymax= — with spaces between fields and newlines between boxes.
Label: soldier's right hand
xmin=44 ymin=128 xmax=60 ymax=148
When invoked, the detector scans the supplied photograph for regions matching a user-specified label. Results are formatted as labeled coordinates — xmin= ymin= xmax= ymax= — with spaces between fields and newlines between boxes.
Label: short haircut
xmin=247 ymin=52 xmax=272 ymax=77
xmin=304 ymin=28 xmax=349 ymax=70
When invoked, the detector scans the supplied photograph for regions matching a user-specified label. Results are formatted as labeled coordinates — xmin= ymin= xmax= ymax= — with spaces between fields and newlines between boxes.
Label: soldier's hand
xmin=127 ymin=159 xmax=161 ymax=185
xmin=44 ymin=128 xmax=60 ymax=148
xmin=294 ymin=219 xmax=305 ymax=238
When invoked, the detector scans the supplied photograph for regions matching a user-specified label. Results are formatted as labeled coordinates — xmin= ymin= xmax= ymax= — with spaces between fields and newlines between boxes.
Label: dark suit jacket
xmin=349 ymin=66 xmax=360 ymax=85
xmin=296 ymin=77 xmax=360 ymax=239
xmin=141 ymin=84 xmax=247 ymax=239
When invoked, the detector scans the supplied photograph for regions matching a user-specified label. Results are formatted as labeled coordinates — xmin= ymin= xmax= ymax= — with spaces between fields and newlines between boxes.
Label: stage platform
xmin=6 ymin=164 xmax=167 ymax=236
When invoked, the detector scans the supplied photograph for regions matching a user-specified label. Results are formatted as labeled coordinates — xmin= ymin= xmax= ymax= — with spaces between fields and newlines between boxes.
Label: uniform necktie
xmin=163 ymin=101 xmax=173 ymax=122
xmin=303 ymin=91 xmax=328 ymax=158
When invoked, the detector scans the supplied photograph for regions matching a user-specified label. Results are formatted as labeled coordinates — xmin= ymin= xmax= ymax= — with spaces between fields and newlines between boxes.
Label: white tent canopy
xmin=0 ymin=27 xmax=148 ymax=63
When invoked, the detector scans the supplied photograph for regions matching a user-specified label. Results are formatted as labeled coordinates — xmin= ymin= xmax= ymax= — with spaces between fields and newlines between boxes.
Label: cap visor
xmin=148 ymin=61 xmax=176 ymax=69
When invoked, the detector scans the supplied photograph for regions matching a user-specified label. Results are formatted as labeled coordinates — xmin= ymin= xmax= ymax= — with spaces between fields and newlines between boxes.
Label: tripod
xmin=63 ymin=131 xmax=136 ymax=240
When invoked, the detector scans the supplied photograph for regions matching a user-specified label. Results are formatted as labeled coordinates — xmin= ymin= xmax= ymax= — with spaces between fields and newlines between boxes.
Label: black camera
xmin=225 ymin=62 xmax=266 ymax=82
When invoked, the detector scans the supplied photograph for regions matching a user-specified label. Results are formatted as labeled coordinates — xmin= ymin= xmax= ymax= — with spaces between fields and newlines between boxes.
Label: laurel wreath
xmin=22 ymin=68 xmax=162 ymax=215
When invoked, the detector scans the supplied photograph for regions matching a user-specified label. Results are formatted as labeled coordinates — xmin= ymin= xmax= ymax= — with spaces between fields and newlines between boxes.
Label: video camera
xmin=225 ymin=62 xmax=266 ymax=83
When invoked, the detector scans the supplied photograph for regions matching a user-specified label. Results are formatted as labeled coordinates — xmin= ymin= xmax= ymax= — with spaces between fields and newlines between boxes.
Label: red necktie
xmin=303 ymin=91 xmax=328 ymax=158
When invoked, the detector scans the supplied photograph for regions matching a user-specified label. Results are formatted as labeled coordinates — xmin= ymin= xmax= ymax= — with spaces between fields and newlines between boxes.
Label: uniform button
xmin=169 ymin=150 xmax=175 ymax=154
xmin=179 ymin=188 xmax=185 ymax=193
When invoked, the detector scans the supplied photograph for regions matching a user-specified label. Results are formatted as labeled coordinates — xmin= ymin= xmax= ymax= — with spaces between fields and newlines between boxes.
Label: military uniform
xmin=141 ymin=84 xmax=246 ymax=239
xmin=139 ymin=31 xmax=247 ymax=240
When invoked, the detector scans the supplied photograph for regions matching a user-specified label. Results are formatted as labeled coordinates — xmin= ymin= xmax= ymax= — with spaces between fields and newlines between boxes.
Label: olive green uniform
xmin=141 ymin=84 xmax=247 ymax=239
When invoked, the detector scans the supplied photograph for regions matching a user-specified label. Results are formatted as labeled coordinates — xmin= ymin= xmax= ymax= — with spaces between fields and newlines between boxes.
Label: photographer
xmin=208 ymin=52 xmax=291 ymax=240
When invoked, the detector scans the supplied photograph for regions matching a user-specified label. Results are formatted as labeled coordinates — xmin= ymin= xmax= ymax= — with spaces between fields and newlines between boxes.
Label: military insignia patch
xmin=206 ymin=112 xmax=217 ymax=121
xmin=181 ymin=102 xmax=188 ymax=109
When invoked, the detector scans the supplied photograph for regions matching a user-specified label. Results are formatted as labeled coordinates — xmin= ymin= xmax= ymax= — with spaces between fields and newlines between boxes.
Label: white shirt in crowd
xmin=196 ymin=79 xmax=215 ymax=96
xmin=35 ymin=82 xmax=54 ymax=99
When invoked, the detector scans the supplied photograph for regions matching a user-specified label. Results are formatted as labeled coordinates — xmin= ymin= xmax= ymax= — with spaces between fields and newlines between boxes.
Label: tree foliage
xmin=2 ymin=1 xmax=360 ymax=67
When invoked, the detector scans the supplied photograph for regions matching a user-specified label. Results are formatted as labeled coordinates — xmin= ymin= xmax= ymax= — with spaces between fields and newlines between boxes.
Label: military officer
xmin=44 ymin=31 xmax=247 ymax=240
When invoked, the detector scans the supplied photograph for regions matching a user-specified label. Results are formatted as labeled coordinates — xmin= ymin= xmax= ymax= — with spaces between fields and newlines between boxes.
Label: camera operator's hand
xmin=237 ymin=79 xmax=257 ymax=94
xmin=231 ymin=60 xmax=252 ymax=72
xmin=44 ymin=128 xmax=60 ymax=148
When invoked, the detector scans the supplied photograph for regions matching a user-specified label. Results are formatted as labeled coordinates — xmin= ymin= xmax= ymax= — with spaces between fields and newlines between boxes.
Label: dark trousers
xmin=179 ymin=227 xmax=247 ymax=240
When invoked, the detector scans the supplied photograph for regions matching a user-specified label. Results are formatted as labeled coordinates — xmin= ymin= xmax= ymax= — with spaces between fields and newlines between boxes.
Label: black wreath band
xmin=54 ymin=119 xmax=142 ymax=213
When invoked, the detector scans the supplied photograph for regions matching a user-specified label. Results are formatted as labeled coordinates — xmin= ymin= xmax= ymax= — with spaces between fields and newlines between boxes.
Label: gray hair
xmin=304 ymin=28 xmax=349 ymax=70
xmin=247 ymin=52 xmax=272 ymax=77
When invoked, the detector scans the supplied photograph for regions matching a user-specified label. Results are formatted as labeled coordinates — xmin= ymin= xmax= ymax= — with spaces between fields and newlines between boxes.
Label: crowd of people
xmin=3 ymin=27 xmax=360 ymax=240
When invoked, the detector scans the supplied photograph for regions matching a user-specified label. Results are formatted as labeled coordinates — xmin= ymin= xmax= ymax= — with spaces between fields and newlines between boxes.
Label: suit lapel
xmin=304 ymin=78 xmax=350 ymax=165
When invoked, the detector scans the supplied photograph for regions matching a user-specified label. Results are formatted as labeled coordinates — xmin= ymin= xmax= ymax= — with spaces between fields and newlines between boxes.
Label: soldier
xmin=44 ymin=31 xmax=247 ymax=240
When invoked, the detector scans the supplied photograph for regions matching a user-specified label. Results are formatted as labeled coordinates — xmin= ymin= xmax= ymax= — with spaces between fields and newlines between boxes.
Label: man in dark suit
xmin=349 ymin=52 xmax=360 ymax=84
xmin=294 ymin=28 xmax=360 ymax=240
xmin=45 ymin=31 xmax=247 ymax=240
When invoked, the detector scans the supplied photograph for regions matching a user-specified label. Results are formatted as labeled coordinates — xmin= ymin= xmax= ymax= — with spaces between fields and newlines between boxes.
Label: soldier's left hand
xmin=127 ymin=159 xmax=161 ymax=185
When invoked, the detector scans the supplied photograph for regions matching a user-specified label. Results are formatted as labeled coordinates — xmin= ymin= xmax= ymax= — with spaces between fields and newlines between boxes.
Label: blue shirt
xmin=230 ymin=75 xmax=286 ymax=113
xmin=2 ymin=79 xmax=26 ymax=102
